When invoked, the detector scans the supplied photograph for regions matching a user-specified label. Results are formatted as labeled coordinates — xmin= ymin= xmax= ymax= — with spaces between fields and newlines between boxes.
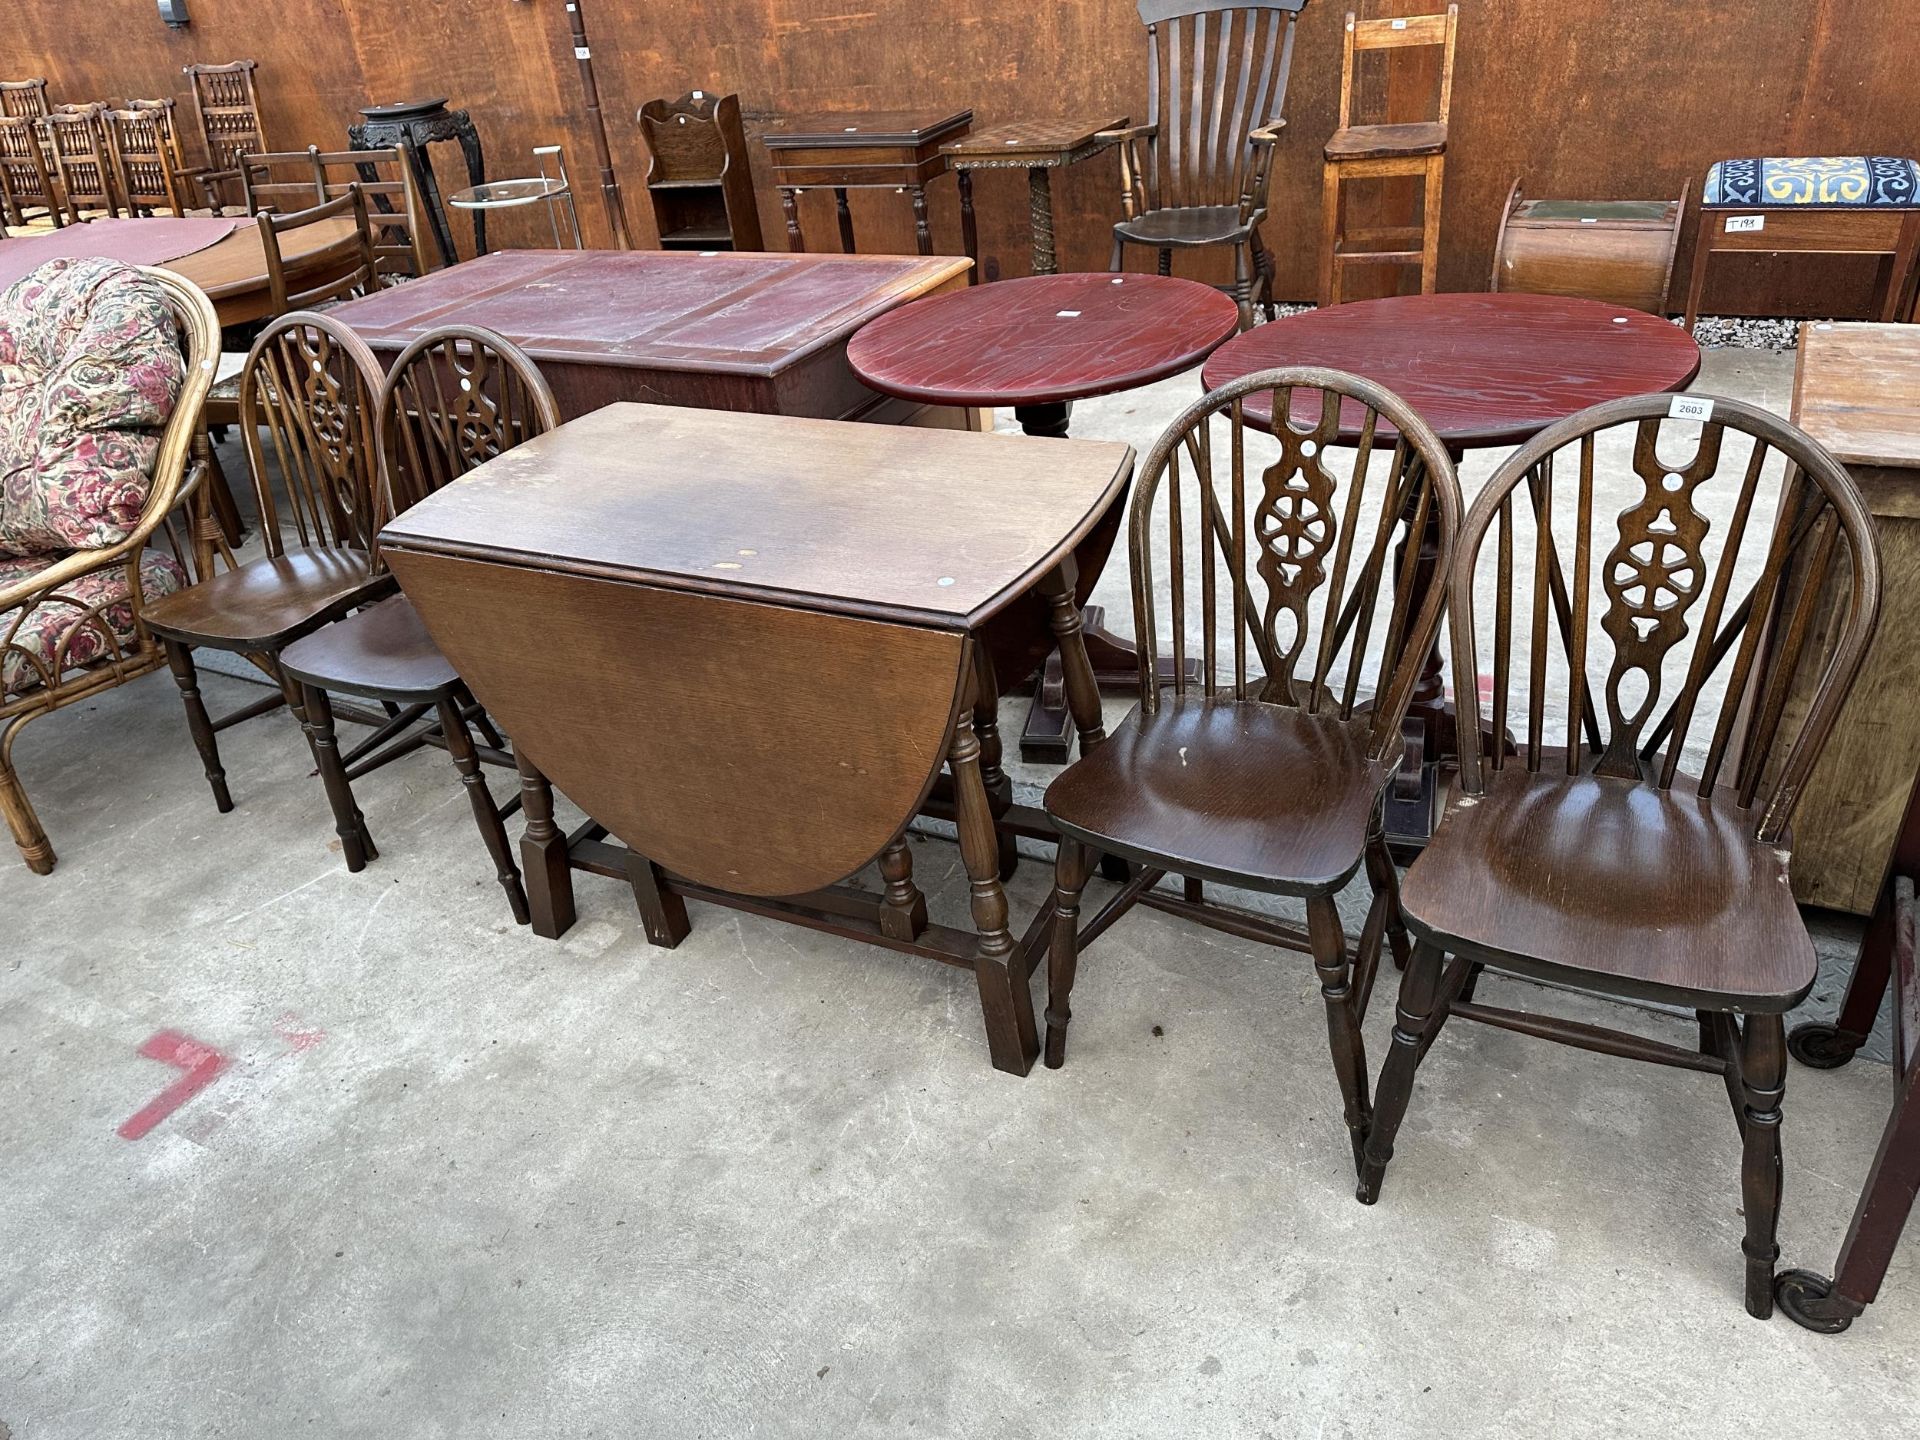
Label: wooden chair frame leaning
xmin=1355 ymin=394 xmax=1882 ymax=1321
xmin=1041 ymin=366 xmax=1462 ymax=1182
xmin=1107 ymin=0 xmax=1308 ymax=330
xmin=1 ymin=269 xmax=219 ymax=874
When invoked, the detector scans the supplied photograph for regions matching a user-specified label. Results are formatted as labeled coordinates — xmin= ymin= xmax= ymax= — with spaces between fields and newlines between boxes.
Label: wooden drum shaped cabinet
xmin=1490 ymin=179 xmax=1688 ymax=313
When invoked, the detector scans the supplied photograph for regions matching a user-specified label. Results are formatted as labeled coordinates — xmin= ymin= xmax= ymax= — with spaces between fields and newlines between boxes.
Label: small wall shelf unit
xmin=638 ymin=90 xmax=763 ymax=251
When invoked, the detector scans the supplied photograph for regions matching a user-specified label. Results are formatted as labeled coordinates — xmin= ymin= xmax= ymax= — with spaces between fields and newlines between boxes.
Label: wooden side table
xmin=1777 ymin=322 xmax=1920 ymax=913
xmin=941 ymin=116 xmax=1126 ymax=277
xmin=765 ymin=110 xmax=974 ymax=263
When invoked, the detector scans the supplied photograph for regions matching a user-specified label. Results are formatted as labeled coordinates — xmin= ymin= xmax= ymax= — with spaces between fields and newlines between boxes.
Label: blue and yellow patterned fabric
xmin=1704 ymin=156 xmax=1919 ymax=208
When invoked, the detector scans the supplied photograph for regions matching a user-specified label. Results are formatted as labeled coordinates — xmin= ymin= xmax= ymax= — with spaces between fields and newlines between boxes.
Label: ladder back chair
xmin=183 ymin=60 xmax=267 ymax=210
xmin=242 ymin=147 xmax=431 ymax=283
xmin=1319 ymin=5 xmax=1458 ymax=305
xmin=42 ymin=104 xmax=122 ymax=219
xmin=1359 ymin=394 xmax=1882 ymax=1321
xmin=1108 ymin=0 xmax=1309 ymax=330
xmin=279 ymin=326 xmax=563 ymax=918
xmin=127 ymin=97 xmax=210 ymax=211
xmin=1041 ymin=367 xmax=1462 ymax=1181
xmin=261 ymin=186 xmax=379 ymax=312
xmin=108 ymin=105 xmax=186 ymax=217
xmin=143 ymin=313 xmax=395 ymax=818
xmin=0 ymin=114 xmax=62 ymax=228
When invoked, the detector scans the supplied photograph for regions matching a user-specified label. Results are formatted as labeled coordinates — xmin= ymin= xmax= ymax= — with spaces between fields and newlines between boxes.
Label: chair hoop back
xmin=236 ymin=311 xmax=388 ymax=562
xmin=1129 ymin=364 xmax=1462 ymax=765
xmin=1451 ymin=392 xmax=1881 ymax=843
xmin=375 ymin=324 xmax=563 ymax=527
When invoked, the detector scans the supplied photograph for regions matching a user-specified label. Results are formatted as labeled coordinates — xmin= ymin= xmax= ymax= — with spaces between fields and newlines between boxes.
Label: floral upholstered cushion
xmin=0 ymin=549 xmax=185 ymax=697
xmin=0 ymin=257 xmax=184 ymax=558
xmin=1704 ymin=157 xmax=1920 ymax=208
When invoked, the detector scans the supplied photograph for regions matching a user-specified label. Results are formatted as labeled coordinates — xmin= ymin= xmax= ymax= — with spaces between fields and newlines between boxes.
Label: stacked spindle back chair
xmin=1041 ymin=366 xmax=1462 ymax=1182
xmin=107 ymin=104 xmax=187 ymax=217
xmin=42 ymin=103 xmax=120 ymax=219
xmin=183 ymin=60 xmax=267 ymax=210
xmin=1359 ymin=394 xmax=1882 ymax=1321
xmin=0 ymin=113 xmax=61 ymax=227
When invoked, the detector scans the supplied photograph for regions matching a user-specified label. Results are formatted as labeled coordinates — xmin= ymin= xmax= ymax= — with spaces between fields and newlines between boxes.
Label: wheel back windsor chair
xmin=1360 ymin=393 xmax=1881 ymax=1321
xmin=1042 ymin=365 xmax=1461 ymax=1181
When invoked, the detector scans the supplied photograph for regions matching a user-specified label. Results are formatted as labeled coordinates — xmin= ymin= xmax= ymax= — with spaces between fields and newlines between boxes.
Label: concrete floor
xmin=3 ymin=344 xmax=1915 ymax=1438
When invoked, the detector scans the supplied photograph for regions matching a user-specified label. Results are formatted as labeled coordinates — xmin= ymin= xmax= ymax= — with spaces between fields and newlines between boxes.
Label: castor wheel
xmin=1787 ymin=1021 xmax=1863 ymax=1070
xmin=1773 ymin=1268 xmax=1862 ymax=1334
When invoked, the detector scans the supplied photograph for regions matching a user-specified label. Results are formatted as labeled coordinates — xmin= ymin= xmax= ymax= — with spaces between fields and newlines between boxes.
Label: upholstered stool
xmin=1683 ymin=156 xmax=1920 ymax=329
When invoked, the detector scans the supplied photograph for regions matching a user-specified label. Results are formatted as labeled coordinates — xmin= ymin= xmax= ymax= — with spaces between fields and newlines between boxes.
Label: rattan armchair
xmin=0 ymin=265 xmax=219 ymax=874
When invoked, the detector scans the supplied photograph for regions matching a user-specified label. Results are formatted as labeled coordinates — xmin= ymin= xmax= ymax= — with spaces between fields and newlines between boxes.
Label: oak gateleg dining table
xmin=379 ymin=403 xmax=1135 ymax=1076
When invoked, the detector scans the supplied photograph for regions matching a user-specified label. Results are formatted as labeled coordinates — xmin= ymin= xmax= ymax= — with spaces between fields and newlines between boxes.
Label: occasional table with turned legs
xmin=1202 ymin=291 xmax=1702 ymax=852
xmin=942 ymin=116 xmax=1127 ymax=277
xmin=848 ymin=270 xmax=1241 ymax=763
xmin=765 ymin=110 xmax=976 ymax=266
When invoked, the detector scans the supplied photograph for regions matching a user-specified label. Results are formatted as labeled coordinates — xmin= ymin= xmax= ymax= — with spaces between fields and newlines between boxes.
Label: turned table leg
xmin=951 ymin=661 xmax=1038 ymax=1076
xmin=957 ymin=168 xmax=979 ymax=282
xmin=834 ymin=187 xmax=856 ymax=253
xmin=781 ymin=188 xmax=805 ymax=253
xmin=515 ymin=747 xmax=575 ymax=939
xmin=1028 ymin=165 xmax=1056 ymax=276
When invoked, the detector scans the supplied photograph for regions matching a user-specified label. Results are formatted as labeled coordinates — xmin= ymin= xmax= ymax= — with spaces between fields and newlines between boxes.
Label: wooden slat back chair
xmin=261 ymin=186 xmax=379 ymax=313
xmin=143 ymin=313 xmax=394 ymax=819
xmin=1 ymin=268 xmax=218 ymax=875
xmin=183 ymin=60 xmax=266 ymax=210
xmin=1041 ymin=366 xmax=1461 ymax=1181
xmin=1319 ymin=6 xmax=1459 ymax=304
xmin=0 ymin=113 xmax=62 ymax=227
xmin=108 ymin=106 xmax=185 ymax=217
xmin=42 ymin=104 xmax=121 ymax=219
xmin=278 ymin=326 xmax=562 ymax=917
xmin=243 ymin=147 xmax=431 ymax=284
xmin=0 ymin=78 xmax=49 ymax=122
xmin=1360 ymin=394 xmax=1882 ymax=1320
xmin=1108 ymin=0 xmax=1309 ymax=329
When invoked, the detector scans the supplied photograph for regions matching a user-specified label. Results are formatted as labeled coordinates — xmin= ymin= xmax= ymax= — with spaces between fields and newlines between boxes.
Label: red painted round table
xmin=851 ymin=272 xmax=1242 ymax=761
xmin=1204 ymin=292 xmax=1703 ymax=848
xmin=849 ymin=270 xmax=1241 ymax=436
xmin=1203 ymin=291 xmax=1702 ymax=445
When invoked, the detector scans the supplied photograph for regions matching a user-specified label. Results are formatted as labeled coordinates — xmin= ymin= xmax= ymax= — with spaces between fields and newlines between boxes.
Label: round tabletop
xmin=848 ymin=272 xmax=1242 ymax=408
xmin=1200 ymin=292 xmax=1702 ymax=449
xmin=164 ymin=216 xmax=361 ymax=326
xmin=450 ymin=177 xmax=569 ymax=210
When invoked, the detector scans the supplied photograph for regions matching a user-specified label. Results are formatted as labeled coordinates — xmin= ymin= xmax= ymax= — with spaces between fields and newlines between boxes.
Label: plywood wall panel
xmin=3 ymin=0 xmax=1912 ymax=314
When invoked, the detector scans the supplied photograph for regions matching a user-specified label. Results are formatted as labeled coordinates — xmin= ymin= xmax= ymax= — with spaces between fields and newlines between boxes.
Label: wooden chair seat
xmin=278 ymin=594 xmax=456 ymax=700
xmin=143 ymin=547 xmax=387 ymax=650
xmin=1323 ymin=121 xmax=1448 ymax=163
xmin=1400 ymin=768 xmax=1817 ymax=1012
xmin=1112 ymin=204 xmax=1255 ymax=249
xmin=1048 ymin=694 xmax=1391 ymax=892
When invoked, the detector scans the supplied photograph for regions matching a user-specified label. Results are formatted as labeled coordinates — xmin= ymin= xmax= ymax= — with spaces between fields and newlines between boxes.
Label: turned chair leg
xmin=1358 ymin=937 xmax=1447 ymax=1204
xmin=304 ymin=684 xmax=373 ymax=872
xmin=1364 ymin=823 xmax=1411 ymax=973
xmin=1308 ymin=893 xmax=1373 ymax=1179
xmin=1232 ymin=241 xmax=1254 ymax=332
xmin=163 ymin=638 xmax=231 ymax=812
xmin=438 ymin=693 xmax=530 ymax=925
xmin=0 ymin=717 xmax=54 ymax=874
xmin=1738 ymin=1012 xmax=1788 ymax=1319
xmin=1156 ymin=247 xmax=1172 ymax=277
xmin=1044 ymin=836 xmax=1095 ymax=1069
xmin=1251 ymin=227 xmax=1278 ymax=321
